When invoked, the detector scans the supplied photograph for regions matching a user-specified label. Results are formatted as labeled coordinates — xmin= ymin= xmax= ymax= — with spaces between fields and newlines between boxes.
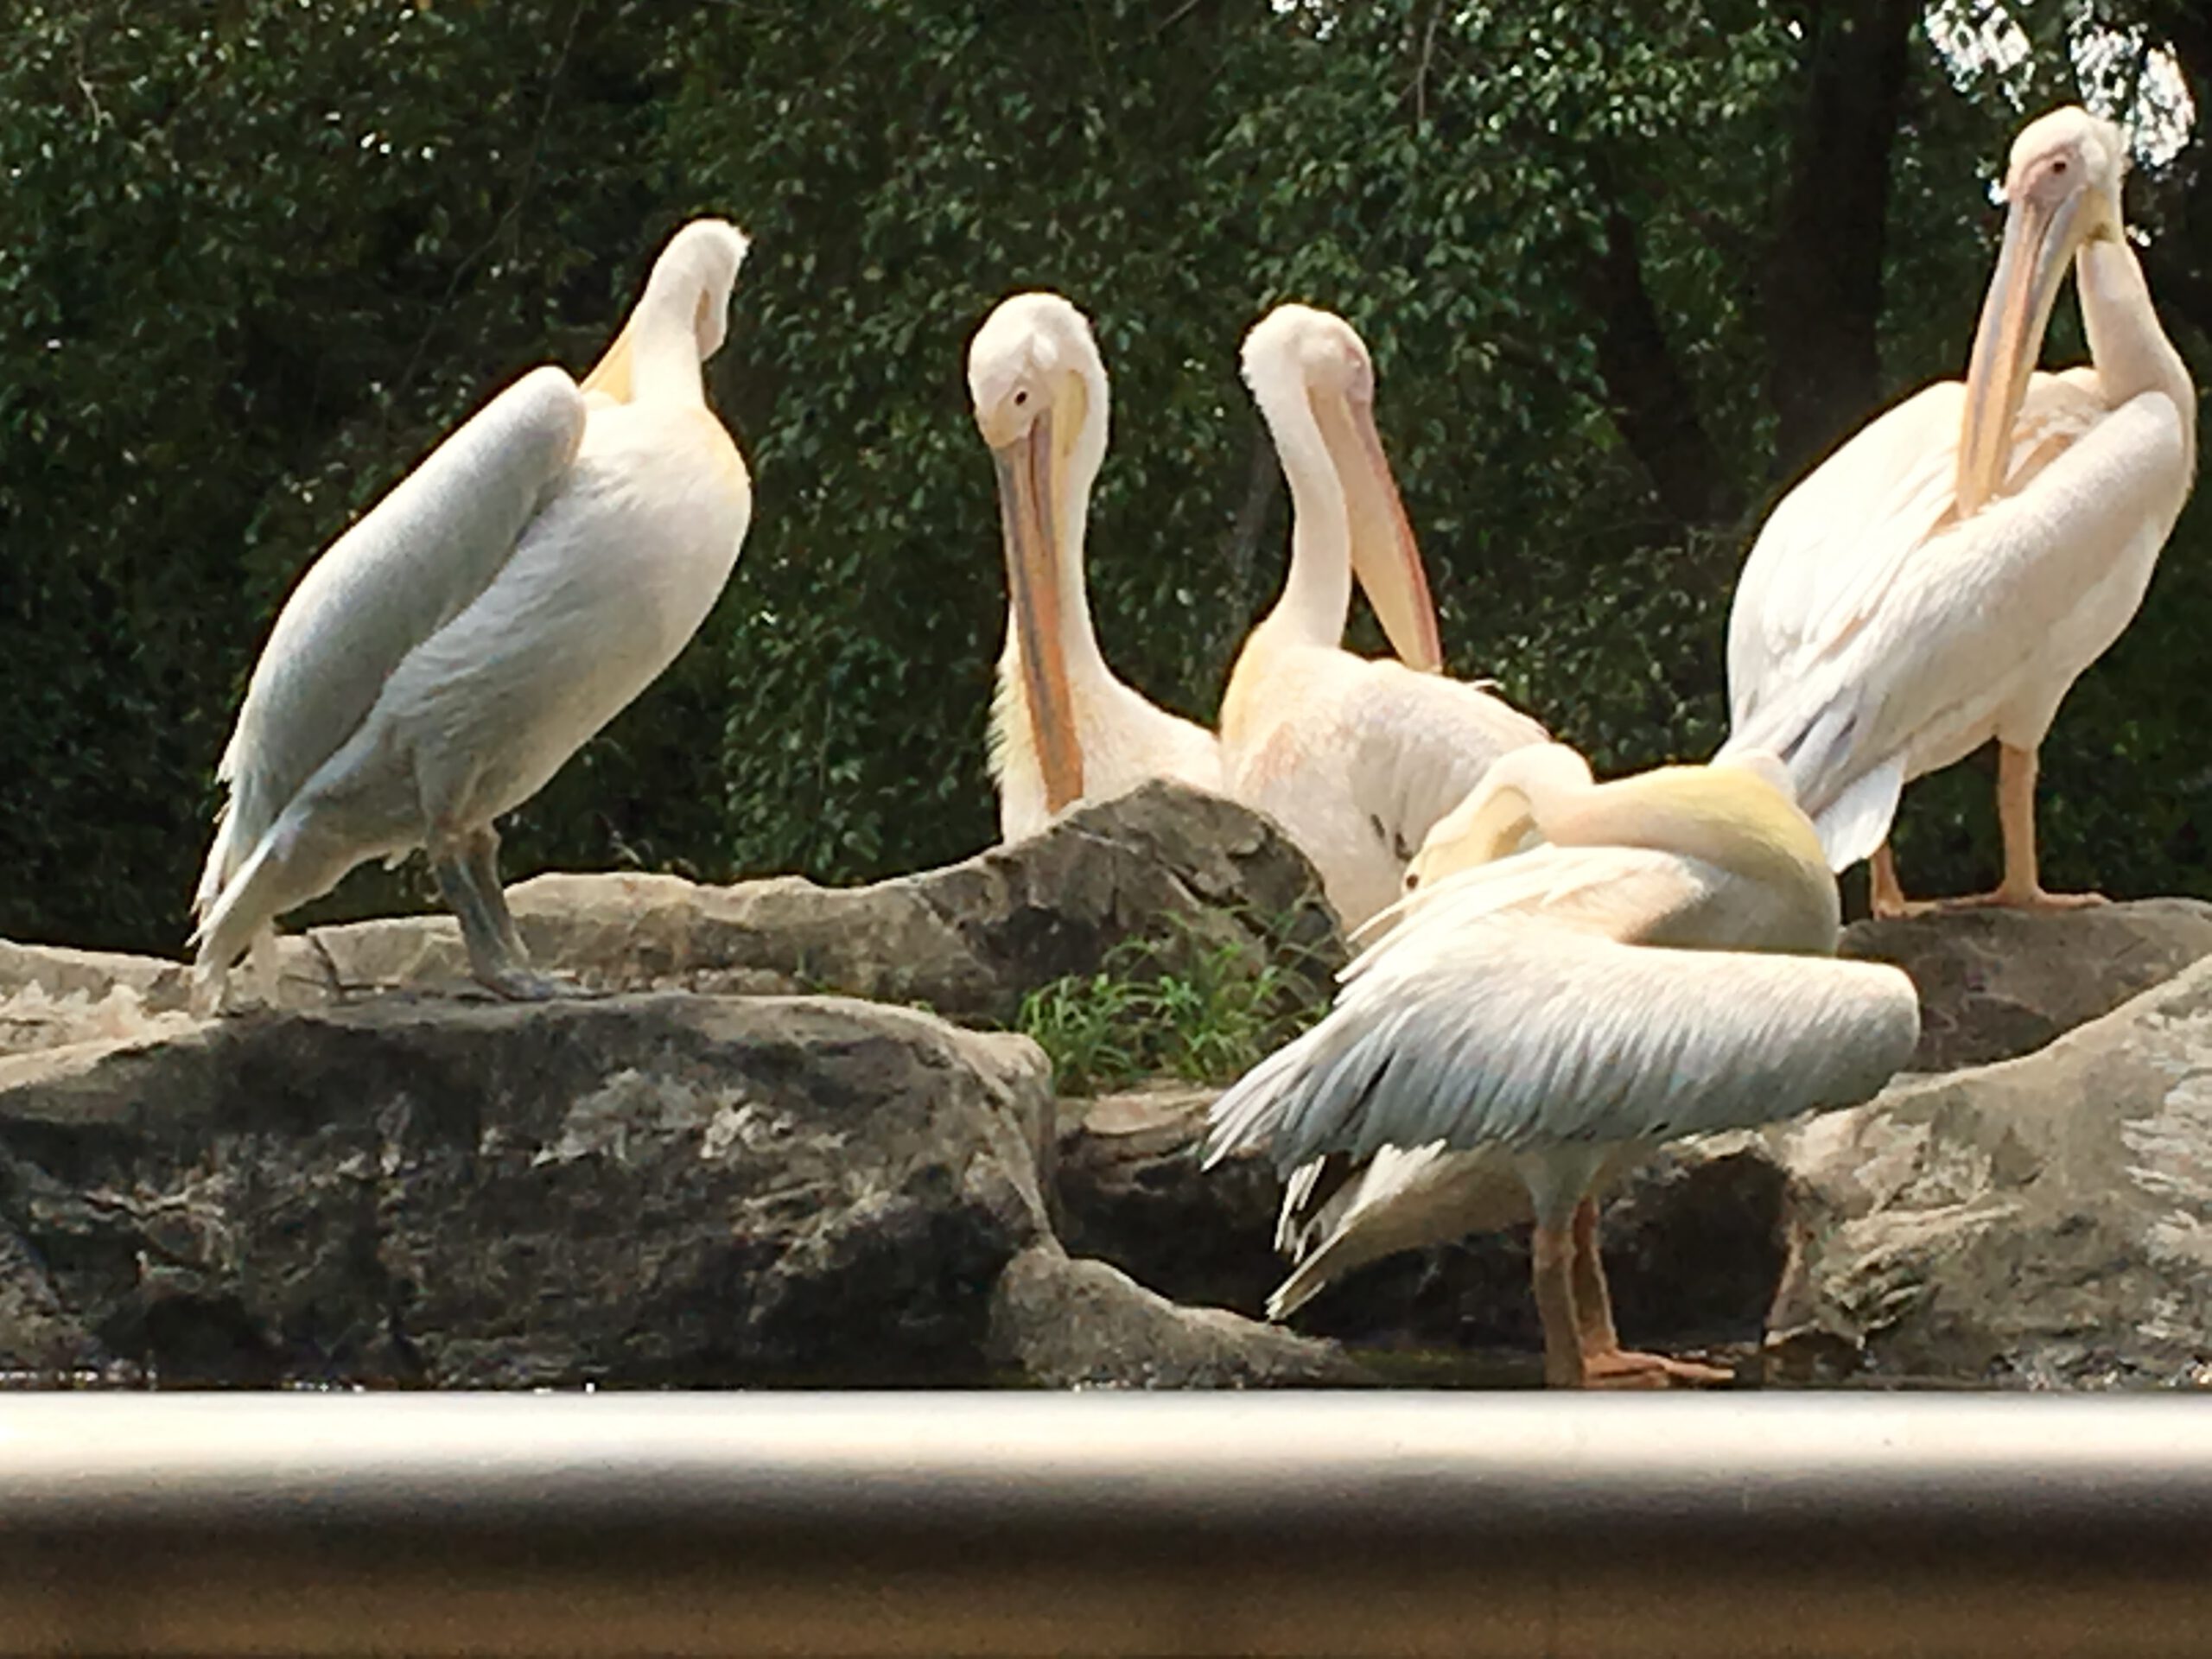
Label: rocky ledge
xmin=0 ymin=786 xmax=1356 ymax=1389
xmin=1058 ymin=897 xmax=2212 ymax=1387
xmin=2 ymin=786 xmax=2209 ymax=1390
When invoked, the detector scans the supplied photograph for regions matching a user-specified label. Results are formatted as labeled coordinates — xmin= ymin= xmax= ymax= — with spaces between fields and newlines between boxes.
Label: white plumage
xmin=1206 ymin=744 xmax=1920 ymax=1387
xmin=193 ymin=218 xmax=753 ymax=1003
xmin=1723 ymin=108 xmax=2195 ymax=914
xmin=968 ymin=293 xmax=1220 ymax=842
xmin=1220 ymin=305 xmax=1547 ymax=931
xmin=1220 ymin=879 xmax=1911 ymax=1159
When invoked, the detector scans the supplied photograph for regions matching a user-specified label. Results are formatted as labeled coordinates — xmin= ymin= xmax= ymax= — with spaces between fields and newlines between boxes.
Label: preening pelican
xmin=969 ymin=293 xmax=1220 ymax=841
xmin=1205 ymin=743 xmax=1919 ymax=1388
xmin=1724 ymin=107 xmax=2196 ymax=916
xmin=192 ymin=219 xmax=753 ymax=1003
xmin=1220 ymin=305 xmax=1547 ymax=931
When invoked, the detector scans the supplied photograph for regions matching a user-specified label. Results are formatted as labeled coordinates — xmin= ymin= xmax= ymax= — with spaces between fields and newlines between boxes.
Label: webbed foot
xmin=474 ymin=965 xmax=594 ymax=1002
xmin=1934 ymin=886 xmax=2107 ymax=914
xmin=1581 ymin=1348 xmax=1735 ymax=1389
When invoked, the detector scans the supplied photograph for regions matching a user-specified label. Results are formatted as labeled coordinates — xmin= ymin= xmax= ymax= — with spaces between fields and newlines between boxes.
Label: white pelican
xmin=1205 ymin=743 xmax=1920 ymax=1388
xmin=192 ymin=218 xmax=753 ymax=1004
xmin=1220 ymin=304 xmax=1548 ymax=931
xmin=1724 ymin=107 xmax=2196 ymax=916
xmin=968 ymin=293 xmax=1220 ymax=840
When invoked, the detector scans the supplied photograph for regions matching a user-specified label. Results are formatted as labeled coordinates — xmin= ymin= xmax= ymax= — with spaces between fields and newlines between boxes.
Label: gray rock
xmin=1766 ymin=955 xmax=2212 ymax=1389
xmin=0 ymin=1222 xmax=118 ymax=1380
xmin=0 ymin=941 xmax=191 ymax=1008
xmin=279 ymin=782 xmax=1341 ymax=1025
xmin=0 ymin=942 xmax=195 ymax=1059
xmin=3 ymin=783 xmax=1336 ymax=1056
xmin=0 ymin=994 xmax=1052 ymax=1387
xmin=988 ymin=1243 xmax=1372 ymax=1388
xmin=1053 ymin=1084 xmax=1287 ymax=1317
xmin=1841 ymin=898 xmax=2212 ymax=1073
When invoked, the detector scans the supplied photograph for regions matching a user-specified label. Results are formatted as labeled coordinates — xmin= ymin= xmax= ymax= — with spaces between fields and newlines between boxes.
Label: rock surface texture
xmin=0 ymin=942 xmax=196 ymax=1059
xmin=1840 ymin=899 xmax=2212 ymax=1073
xmin=0 ymin=995 xmax=1053 ymax=1385
xmin=4 ymin=818 xmax=2208 ymax=1389
xmin=276 ymin=783 xmax=1340 ymax=1025
xmin=1054 ymin=1084 xmax=1288 ymax=1318
xmin=2 ymin=784 xmax=1338 ymax=1063
xmin=1769 ymin=955 xmax=2212 ymax=1387
xmin=0 ymin=786 xmax=1364 ymax=1389
xmin=988 ymin=1244 xmax=1367 ymax=1389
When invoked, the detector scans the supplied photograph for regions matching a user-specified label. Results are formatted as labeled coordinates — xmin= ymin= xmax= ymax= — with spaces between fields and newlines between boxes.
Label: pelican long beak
xmin=1313 ymin=388 xmax=1442 ymax=672
xmin=991 ymin=408 xmax=1084 ymax=814
xmin=1956 ymin=183 xmax=2086 ymax=515
xmin=582 ymin=316 xmax=638 ymax=404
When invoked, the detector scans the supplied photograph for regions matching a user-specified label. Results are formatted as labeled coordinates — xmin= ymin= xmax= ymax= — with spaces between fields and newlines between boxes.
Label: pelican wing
xmin=1207 ymin=858 xmax=1918 ymax=1173
xmin=1336 ymin=659 xmax=1551 ymax=860
xmin=1723 ymin=370 xmax=2184 ymax=864
xmin=1726 ymin=382 xmax=1971 ymax=733
xmin=198 ymin=367 xmax=588 ymax=909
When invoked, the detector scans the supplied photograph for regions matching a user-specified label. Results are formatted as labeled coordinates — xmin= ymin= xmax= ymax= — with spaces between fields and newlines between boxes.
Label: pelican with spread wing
xmin=1724 ymin=108 xmax=2196 ymax=915
xmin=969 ymin=293 xmax=1220 ymax=840
xmin=1220 ymin=305 xmax=1547 ymax=931
xmin=1206 ymin=743 xmax=1919 ymax=1388
xmin=193 ymin=219 xmax=753 ymax=1003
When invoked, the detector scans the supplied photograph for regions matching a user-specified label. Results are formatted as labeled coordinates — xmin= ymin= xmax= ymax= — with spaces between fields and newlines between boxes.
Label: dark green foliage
xmin=3 ymin=0 xmax=2207 ymax=953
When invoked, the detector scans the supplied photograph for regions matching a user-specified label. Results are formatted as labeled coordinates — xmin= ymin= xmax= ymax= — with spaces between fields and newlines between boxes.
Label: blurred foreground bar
xmin=2 ymin=1391 xmax=2209 ymax=1656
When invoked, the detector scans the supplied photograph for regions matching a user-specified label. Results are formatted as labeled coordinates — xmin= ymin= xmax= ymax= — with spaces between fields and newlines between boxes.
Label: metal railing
xmin=1 ymin=1391 xmax=2207 ymax=1656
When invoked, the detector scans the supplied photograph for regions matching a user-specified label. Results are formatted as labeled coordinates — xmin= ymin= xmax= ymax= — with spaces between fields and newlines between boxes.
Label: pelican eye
xmin=1014 ymin=389 xmax=1029 ymax=406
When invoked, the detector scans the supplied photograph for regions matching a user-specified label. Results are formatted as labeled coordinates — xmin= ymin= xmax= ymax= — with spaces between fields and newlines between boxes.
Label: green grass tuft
xmin=1016 ymin=909 xmax=1332 ymax=1096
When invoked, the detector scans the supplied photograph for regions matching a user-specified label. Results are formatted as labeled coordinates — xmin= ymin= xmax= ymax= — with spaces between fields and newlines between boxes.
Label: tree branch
xmin=1573 ymin=183 xmax=1738 ymax=534
xmin=2135 ymin=3 xmax=2212 ymax=358
xmin=1409 ymin=0 xmax=1443 ymax=127
xmin=1216 ymin=413 xmax=1283 ymax=660
xmin=1757 ymin=0 xmax=1918 ymax=480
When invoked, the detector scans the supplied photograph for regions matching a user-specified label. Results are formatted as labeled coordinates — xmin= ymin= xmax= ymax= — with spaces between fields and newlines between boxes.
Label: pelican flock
xmin=163 ymin=97 xmax=2193 ymax=1389
xmin=193 ymin=218 xmax=753 ymax=1004
xmin=1220 ymin=305 xmax=1548 ymax=928
xmin=1725 ymin=107 xmax=2195 ymax=915
xmin=1206 ymin=744 xmax=1922 ymax=1386
xmin=969 ymin=293 xmax=1221 ymax=840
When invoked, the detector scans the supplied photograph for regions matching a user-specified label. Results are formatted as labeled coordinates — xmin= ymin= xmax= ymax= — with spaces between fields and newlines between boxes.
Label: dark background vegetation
xmin=5 ymin=0 xmax=2208 ymax=955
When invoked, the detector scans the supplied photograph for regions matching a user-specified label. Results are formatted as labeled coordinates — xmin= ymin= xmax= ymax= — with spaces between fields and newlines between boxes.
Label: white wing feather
xmin=196 ymin=368 xmax=588 ymax=912
xmin=1227 ymin=651 xmax=1548 ymax=928
xmin=1723 ymin=370 xmax=2187 ymax=867
xmin=1265 ymin=1141 xmax=1532 ymax=1319
xmin=1726 ymin=382 xmax=1971 ymax=731
xmin=1211 ymin=922 xmax=1916 ymax=1174
xmin=1340 ymin=661 xmax=1551 ymax=855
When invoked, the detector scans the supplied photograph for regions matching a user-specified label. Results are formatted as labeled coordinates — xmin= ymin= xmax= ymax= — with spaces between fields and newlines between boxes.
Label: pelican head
xmin=1408 ymin=743 xmax=1592 ymax=889
xmin=582 ymin=217 xmax=750 ymax=403
xmin=658 ymin=218 xmax=752 ymax=360
xmin=1243 ymin=304 xmax=1441 ymax=671
xmin=969 ymin=292 xmax=1109 ymax=814
xmin=1957 ymin=107 xmax=2128 ymax=513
